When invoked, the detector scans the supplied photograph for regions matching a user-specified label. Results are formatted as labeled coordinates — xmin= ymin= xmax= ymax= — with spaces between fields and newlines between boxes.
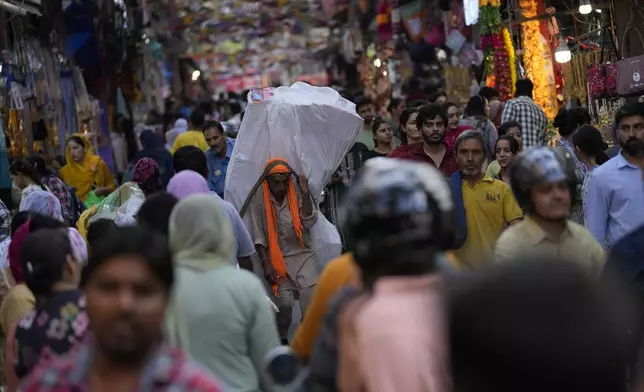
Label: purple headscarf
xmin=167 ymin=170 xmax=210 ymax=200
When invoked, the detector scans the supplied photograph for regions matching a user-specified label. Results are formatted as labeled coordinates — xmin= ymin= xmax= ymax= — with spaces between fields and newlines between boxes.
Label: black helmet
xmin=338 ymin=158 xmax=456 ymax=280
xmin=509 ymin=146 xmax=579 ymax=212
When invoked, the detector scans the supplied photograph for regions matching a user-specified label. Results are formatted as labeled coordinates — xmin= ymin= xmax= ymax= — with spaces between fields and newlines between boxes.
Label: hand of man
xmin=298 ymin=175 xmax=310 ymax=195
xmin=262 ymin=259 xmax=278 ymax=285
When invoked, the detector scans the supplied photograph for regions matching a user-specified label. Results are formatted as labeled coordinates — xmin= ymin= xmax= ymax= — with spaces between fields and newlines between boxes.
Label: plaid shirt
xmin=0 ymin=198 xmax=10 ymax=241
xmin=20 ymin=337 xmax=225 ymax=392
xmin=43 ymin=175 xmax=73 ymax=223
xmin=557 ymin=139 xmax=586 ymax=225
xmin=501 ymin=96 xmax=548 ymax=148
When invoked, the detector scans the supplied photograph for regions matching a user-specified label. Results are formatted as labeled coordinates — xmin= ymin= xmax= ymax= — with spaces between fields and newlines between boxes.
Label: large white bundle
xmin=225 ymin=82 xmax=363 ymax=266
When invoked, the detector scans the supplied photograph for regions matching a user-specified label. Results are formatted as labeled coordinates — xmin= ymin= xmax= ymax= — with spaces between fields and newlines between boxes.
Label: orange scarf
xmin=263 ymin=158 xmax=304 ymax=296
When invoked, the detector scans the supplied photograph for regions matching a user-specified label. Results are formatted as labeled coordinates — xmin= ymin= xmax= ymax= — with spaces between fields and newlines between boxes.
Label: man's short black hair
xmin=190 ymin=109 xmax=206 ymax=129
xmin=203 ymin=120 xmax=225 ymax=135
xmin=388 ymin=98 xmax=404 ymax=112
xmin=354 ymin=95 xmax=372 ymax=111
xmin=136 ymin=192 xmax=179 ymax=236
xmin=229 ymin=101 xmax=242 ymax=115
xmin=86 ymin=226 xmax=174 ymax=292
xmin=416 ymin=104 xmax=448 ymax=129
xmin=449 ymin=259 xmax=629 ymax=392
xmin=87 ymin=219 xmax=118 ymax=247
xmin=172 ymin=146 xmax=208 ymax=178
xmin=615 ymin=102 xmax=644 ymax=128
xmin=478 ymin=86 xmax=500 ymax=101
xmin=515 ymin=79 xmax=534 ymax=97
xmin=498 ymin=121 xmax=522 ymax=136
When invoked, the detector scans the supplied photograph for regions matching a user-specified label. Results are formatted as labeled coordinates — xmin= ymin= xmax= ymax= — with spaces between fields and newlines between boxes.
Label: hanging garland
xmin=503 ymin=28 xmax=517 ymax=96
xmin=519 ymin=0 xmax=553 ymax=118
xmin=479 ymin=0 xmax=513 ymax=100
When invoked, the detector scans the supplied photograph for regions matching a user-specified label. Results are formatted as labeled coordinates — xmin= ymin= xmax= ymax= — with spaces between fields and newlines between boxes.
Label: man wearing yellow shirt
xmin=495 ymin=146 xmax=605 ymax=271
xmin=453 ymin=131 xmax=523 ymax=267
xmin=170 ymin=109 xmax=209 ymax=153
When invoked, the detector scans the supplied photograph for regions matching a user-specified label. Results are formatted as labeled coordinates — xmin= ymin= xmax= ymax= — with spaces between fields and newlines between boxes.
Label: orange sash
xmin=263 ymin=158 xmax=304 ymax=296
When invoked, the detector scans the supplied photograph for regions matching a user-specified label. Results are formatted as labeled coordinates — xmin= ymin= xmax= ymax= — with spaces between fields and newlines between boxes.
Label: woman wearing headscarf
xmin=167 ymin=169 xmax=211 ymax=200
xmin=166 ymin=170 xmax=256 ymax=270
xmin=19 ymin=190 xmax=64 ymax=222
xmin=165 ymin=118 xmax=189 ymax=150
xmin=246 ymin=158 xmax=318 ymax=344
xmin=132 ymin=130 xmax=174 ymax=187
xmin=0 ymin=214 xmax=87 ymax=335
xmin=27 ymin=154 xmax=78 ymax=226
xmin=166 ymin=194 xmax=280 ymax=391
xmin=60 ymin=134 xmax=115 ymax=202
xmin=131 ymin=158 xmax=164 ymax=197
xmin=4 ymin=229 xmax=87 ymax=391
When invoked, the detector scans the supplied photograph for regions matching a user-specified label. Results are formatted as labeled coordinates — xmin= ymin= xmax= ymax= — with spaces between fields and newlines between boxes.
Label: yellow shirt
xmin=495 ymin=216 xmax=606 ymax=272
xmin=454 ymin=176 xmax=523 ymax=268
xmin=0 ymin=284 xmax=35 ymax=335
xmin=170 ymin=130 xmax=209 ymax=154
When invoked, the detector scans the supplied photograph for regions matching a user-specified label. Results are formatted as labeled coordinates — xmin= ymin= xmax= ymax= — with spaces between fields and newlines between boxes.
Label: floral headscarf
xmin=19 ymin=190 xmax=63 ymax=222
xmin=132 ymin=158 xmax=163 ymax=196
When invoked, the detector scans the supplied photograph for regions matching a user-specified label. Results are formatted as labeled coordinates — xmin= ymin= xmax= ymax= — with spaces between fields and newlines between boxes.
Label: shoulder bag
xmin=616 ymin=26 xmax=644 ymax=96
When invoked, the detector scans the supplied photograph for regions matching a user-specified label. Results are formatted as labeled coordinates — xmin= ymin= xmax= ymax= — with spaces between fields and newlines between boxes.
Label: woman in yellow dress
xmin=60 ymin=134 xmax=115 ymax=201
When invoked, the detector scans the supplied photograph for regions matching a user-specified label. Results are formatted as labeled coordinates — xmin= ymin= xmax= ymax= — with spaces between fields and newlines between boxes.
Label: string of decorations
xmin=479 ymin=0 xmax=513 ymax=100
xmin=519 ymin=0 xmax=555 ymax=118
xmin=503 ymin=28 xmax=517 ymax=96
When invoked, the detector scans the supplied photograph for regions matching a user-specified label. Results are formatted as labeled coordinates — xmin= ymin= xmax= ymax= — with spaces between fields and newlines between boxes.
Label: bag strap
xmin=621 ymin=26 xmax=644 ymax=59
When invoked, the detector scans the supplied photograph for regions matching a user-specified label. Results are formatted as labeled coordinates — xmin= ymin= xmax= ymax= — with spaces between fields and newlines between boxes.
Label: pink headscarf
xmin=9 ymin=223 xmax=88 ymax=284
xmin=167 ymin=170 xmax=210 ymax=200
xmin=8 ymin=222 xmax=31 ymax=283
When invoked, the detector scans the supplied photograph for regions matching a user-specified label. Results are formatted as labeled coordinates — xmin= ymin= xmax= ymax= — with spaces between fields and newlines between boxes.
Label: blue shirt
xmin=210 ymin=192 xmax=255 ymax=261
xmin=206 ymin=138 xmax=235 ymax=198
xmin=585 ymin=152 xmax=644 ymax=249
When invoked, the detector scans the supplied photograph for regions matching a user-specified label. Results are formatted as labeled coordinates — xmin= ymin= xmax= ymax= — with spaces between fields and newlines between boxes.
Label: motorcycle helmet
xmin=509 ymin=146 xmax=579 ymax=213
xmin=338 ymin=158 xmax=456 ymax=281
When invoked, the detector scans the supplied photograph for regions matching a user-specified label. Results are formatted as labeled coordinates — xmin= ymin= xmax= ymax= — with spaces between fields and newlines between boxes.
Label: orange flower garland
xmin=503 ymin=28 xmax=517 ymax=96
xmin=480 ymin=0 xmax=513 ymax=99
xmin=519 ymin=0 xmax=554 ymax=118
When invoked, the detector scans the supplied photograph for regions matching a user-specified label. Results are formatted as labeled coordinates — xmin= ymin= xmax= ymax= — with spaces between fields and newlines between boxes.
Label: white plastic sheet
xmin=225 ymin=82 xmax=363 ymax=266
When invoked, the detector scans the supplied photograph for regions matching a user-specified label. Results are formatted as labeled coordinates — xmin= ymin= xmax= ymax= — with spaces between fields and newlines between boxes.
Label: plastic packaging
xmin=76 ymin=182 xmax=145 ymax=237
xmin=225 ymin=82 xmax=363 ymax=266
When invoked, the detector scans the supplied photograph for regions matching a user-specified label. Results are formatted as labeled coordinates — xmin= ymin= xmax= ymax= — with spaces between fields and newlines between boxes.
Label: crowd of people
xmin=0 ymin=77 xmax=641 ymax=391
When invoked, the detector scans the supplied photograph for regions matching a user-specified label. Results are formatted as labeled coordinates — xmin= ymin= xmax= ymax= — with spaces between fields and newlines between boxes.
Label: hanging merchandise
xmin=444 ymin=66 xmax=471 ymax=103
xmin=399 ymin=0 xmax=426 ymax=43
xmin=519 ymin=0 xmax=555 ymax=118
xmin=479 ymin=0 xmax=513 ymax=100
xmin=376 ymin=0 xmax=392 ymax=43
xmin=616 ymin=26 xmax=644 ymax=97
xmin=568 ymin=51 xmax=602 ymax=104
